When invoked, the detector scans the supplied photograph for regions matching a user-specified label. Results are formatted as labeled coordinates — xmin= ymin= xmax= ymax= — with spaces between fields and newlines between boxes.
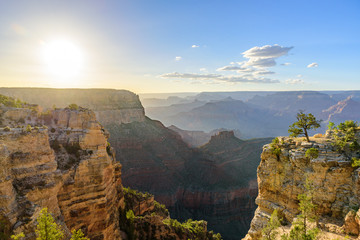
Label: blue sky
xmin=0 ymin=0 xmax=359 ymax=93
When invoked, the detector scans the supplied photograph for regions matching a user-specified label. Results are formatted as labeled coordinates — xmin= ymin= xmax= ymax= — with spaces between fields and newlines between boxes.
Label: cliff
xmin=244 ymin=132 xmax=360 ymax=240
xmin=0 ymin=100 xmax=220 ymax=240
xmin=0 ymin=105 xmax=122 ymax=239
xmin=0 ymin=88 xmax=145 ymax=124
xmin=0 ymin=88 xmax=268 ymax=239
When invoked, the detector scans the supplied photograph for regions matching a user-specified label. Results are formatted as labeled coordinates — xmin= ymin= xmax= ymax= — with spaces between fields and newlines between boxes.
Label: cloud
xmin=245 ymin=58 xmax=276 ymax=68
xmin=281 ymin=62 xmax=291 ymax=66
xmin=199 ymin=68 xmax=207 ymax=72
xmin=285 ymin=78 xmax=304 ymax=84
xmin=160 ymin=72 xmax=222 ymax=80
xmin=307 ymin=62 xmax=318 ymax=68
xmin=243 ymin=44 xmax=293 ymax=59
xmin=254 ymin=70 xmax=276 ymax=75
xmin=221 ymin=76 xmax=279 ymax=83
xmin=160 ymin=72 xmax=279 ymax=84
xmin=217 ymin=65 xmax=251 ymax=71
xmin=191 ymin=45 xmax=199 ymax=48
xmin=175 ymin=56 xmax=182 ymax=61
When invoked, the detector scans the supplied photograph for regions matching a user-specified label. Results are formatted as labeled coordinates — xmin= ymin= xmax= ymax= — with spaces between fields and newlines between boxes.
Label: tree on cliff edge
xmin=288 ymin=111 xmax=321 ymax=142
xmin=36 ymin=208 xmax=64 ymax=240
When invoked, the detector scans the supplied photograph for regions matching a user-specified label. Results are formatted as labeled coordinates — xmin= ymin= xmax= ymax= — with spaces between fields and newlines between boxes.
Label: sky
xmin=0 ymin=0 xmax=359 ymax=93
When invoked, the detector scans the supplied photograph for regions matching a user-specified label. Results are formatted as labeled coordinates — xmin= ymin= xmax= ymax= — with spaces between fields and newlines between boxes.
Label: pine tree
xmin=70 ymin=229 xmax=89 ymax=240
xmin=261 ymin=209 xmax=282 ymax=240
xmin=35 ymin=208 xmax=64 ymax=240
xmin=288 ymin=111 xmax=321 ymax=142
xmin=282 ymin=178 xmax=319 ymax=240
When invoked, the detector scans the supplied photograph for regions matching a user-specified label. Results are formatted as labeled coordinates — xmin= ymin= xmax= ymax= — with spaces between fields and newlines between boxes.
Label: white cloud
xmin=175 ymin=56 xmax=182 ymax=61
xmin=160 ymin=72 xmax=222 ymax=80
xmin=245 ymin=58 xmax=276 ymax=68
xmin=191 ymin=45 xmax=199 ymax=48
xmin=281 ymin=62 xmax=291 ymax=66
xmin=199 ymin=68 xmax=207 ymax=72
xmin=285 ymin=78 xmax=304 ymax=84
xmin=217 ymin=65 xmax=252 ymax=71
xmin=307 ymin=62 xmax=318 ymax=68
xmin=160 ymin=72 xmax=279 ymax=84
xmin=243 ymin=44 xmax=293 ymax=59
xmin=254 ymin=70 xmax=276 ymax=75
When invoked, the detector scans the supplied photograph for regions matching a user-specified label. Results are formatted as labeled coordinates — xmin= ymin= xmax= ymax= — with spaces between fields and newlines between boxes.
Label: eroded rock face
xmin=244 ymin=136 xmax=360 ymax=239
xmin=0 ymin=107 xmax=122 ymax=240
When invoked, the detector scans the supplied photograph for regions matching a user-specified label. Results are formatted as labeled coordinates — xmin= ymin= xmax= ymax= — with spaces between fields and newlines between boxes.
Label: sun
xmin=41 ymin=39 xmax=84 ymax=83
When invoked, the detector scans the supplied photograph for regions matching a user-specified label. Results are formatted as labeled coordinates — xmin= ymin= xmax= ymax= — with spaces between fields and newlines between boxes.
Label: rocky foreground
xmin=244 ymin=132 xmax=360 ymax=240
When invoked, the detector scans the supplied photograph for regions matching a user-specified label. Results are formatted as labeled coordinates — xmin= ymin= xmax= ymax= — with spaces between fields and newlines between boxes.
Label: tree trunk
xmin=304 ymin=129 xmax=310 ymax=142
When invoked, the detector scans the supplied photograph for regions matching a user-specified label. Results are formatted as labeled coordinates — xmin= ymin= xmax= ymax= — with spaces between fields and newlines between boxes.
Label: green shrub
xmin=351 ymin=157 xmax=360 ymax=168
xmin=26 ymin=125 xmax=32 ymax=133
xmin=332 ymin=120 xmax=360 ymax=153
xmin=68 ymin=104 xmax=79 ymax=110
xmin=270 ymin=137 xmax=282 ymax=160
xmin=305 ymin=148 xmax=319 ymax=160
xmin=106 ymin=142 xmax=112 ymax=155
xmin=3 ymin=126 xmax=10 ymax=132
xmin=328 ymin=121 xmax=335 ymax=130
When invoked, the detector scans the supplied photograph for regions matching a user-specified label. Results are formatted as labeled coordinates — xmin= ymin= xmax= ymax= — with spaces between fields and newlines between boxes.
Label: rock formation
xmin=244 ymin=133 xmax=360 ymax=239
xmin=0 ymin=100 xmax=220 ymax=240
xmin=0 ymin=104 xmax=122 ymax=239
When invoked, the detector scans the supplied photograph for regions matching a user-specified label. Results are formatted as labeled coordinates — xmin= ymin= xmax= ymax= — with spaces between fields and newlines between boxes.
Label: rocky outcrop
xmin=244 ymin=134 xmax=360 ymax=239
xmin=0 ymin=100 xmax=221 ymax=240
xmin=0 ymin=106 xmax=122 ymax=239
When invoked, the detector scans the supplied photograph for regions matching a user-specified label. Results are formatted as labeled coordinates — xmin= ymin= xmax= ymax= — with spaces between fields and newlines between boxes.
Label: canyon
xmin=0 ymin=88 xmax=270 ymax=239
xmin=0 ymin=98 xmax=221 ymax=240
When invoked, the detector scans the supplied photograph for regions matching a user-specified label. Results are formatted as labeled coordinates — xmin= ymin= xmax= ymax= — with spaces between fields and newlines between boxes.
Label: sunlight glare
xmin=42 ymin=39 xmax=84 ymax=81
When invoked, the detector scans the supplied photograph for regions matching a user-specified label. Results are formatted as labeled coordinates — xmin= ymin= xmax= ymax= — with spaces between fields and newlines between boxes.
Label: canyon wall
xmin=0 ymin=100 xmax=221 ymax=240
xmin=0 ymin=106 xmax=122 ymax=239
xmin=0 ymin=88 xmax=269 ymax=239
xmin=244 ymin=134 xmax=360 ymax=239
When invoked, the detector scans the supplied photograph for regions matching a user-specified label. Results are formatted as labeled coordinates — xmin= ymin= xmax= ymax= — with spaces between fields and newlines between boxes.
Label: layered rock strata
xmin=0 ymin=106 xmax=122 ymax=239
xmin=244 ymin=135 xmax=360 ymax=239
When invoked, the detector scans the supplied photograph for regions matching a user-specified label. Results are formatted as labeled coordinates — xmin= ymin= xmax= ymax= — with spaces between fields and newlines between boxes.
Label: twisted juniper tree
xmin=288 ymin=111 xmax=321 ymax=142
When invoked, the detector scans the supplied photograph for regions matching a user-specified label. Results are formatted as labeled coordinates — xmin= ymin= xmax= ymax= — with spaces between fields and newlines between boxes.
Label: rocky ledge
xmin=244 ymin=132 xmax=360 ymax=239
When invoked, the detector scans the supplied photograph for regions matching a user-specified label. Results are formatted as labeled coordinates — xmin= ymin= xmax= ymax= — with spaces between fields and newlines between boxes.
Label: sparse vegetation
xmin=67 ymin=103 xmax=79 ymax=110
xmin=25 ymin=125 xmax=32 ymax=133
xmin=35 ymin=208 xmax=64 ymax=240
xmin=332 ymin=120 xmax=360 ymax=153
xmin=270 ymin=137 xmax=282 ymax=160
xmin=162 ymin=218 xmax=221 ymax=240
xmin=10 ymin=232 xmax=24 ymax=240
xmin=0 ymin=95 xmax=26 ymax=108
xmin=70 ymin=229 xmax=89 ymax=240
xmin=10 ymin=208 xmax=88 ymax=240
xmin=351 ymin=157 xmax=360 ymax=168
xmin=261 ymin=209 xmax=282 ymax=240
xmin=3 ymin=126 xmax=10 ymax=132
xmin=281 ymin=178 xmax=319 ymax=240
xmin=288 ymin=111 xmax=321 ymax=142
xmin=106 ymin=141 xmax=112 ymax=155
xmin=305 ymin=148 xmax=319 ymax=160
xmin=328 ymin=121 xmax=335 ymax=131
